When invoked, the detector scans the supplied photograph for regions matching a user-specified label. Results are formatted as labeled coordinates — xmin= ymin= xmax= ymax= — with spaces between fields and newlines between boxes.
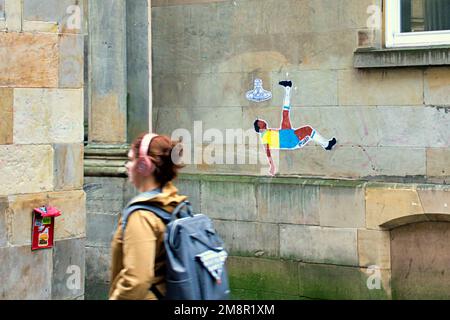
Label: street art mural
xmin=254 ymin=81 xmax=337 ymax=176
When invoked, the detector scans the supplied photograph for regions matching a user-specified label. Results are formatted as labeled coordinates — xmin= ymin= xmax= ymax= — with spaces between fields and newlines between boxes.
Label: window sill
xmin=353 ymin=46 xmax=450 ymax=68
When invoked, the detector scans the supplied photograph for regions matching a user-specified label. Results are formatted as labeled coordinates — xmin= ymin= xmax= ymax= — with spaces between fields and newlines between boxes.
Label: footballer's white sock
xmin=311 ymin=130 xmax=329 ymax=148
xmin=283 ymin=87 xmax=291 ymax=109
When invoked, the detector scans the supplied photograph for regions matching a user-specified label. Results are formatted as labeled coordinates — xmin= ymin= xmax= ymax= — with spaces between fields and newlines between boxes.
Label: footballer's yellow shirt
xmin=261 ymin=130 xmax=280 ymax=149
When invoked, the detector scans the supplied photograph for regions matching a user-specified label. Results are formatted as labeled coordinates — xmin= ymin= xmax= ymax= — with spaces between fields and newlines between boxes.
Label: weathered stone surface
xmin=418 ymin=189 xmax=450 ymax=214
xmin=156 ymin=0 xmax=227 ymax=6
xmin=298 ymin=30 xmax=357 ymax=70
xmin=88 ymin=0 xmax=127 ymax=143
xmin=227 ymin=256 xmax=300 ymax=296
xmin=152 ymin=16 xmax=203 ymax=75
xmin=0 ymin=246 xmax=52 ymax=300
xmin=376 ymin=106 xmax=449 ymax=148
xmin=214 ymin=220 xmax=279 ymax=257
xmin=122 ymin=181 xmax=138 ymax=206
xmin=152 ymin=74 xmax=192 ymax=108
xmin=319 ymin=186 xmax=365 ymax=228
xmin=7 ymin=191 xmax=85 ymax=245
xmin=272 ymin=70 xmax=338 ymax=106
xmin=280 ymin=224 xmax=358 ymax=266
xmin=52 ymin=238 xmax=86 ymax=300
xmin=24 ymin=0 xmax=85 ymax=33
xmin=22 ymin=21 xmax=58 ymax=32
xmin=298 ymin=263 xmax=391 ymax=300
xmin=90 ymin=94 xmax=127 ymax=144
xmin=0 ymin=197 xmax=8 ymax=246
xmin=256 ymin=183 xmax=320 ymax=225
xmin=86 ymin=213 xmax=117 ymax=247
xmin=174 ymin=179 xmax=201 ymax=213
xmin=8 ymin=192 xmax=47 ymax=245
xmin=49 ymin=190 xmax=86 ymax=240
xmin=357 ymin=229 xmax=391 ymax=269
xmin=14 ymin=88 xmax=84 ymax=144
xmin=424 ymin=68 xmax=450 ymax=106
xmin=0 ymin=88 xmax=13 ymax=144
xmin=126 ymin=0 xmax=151 ymax=142
xmin=278 ymin=145 xmax=426 ymax=179
xmin=365 ymin=188 xmax=424 ymax=230
xmin=54 ymin=144 xmax=84 ymax=191
xmin=5 ymin=0 xmax=22 ymax=31
xmin=59 ymin=34 xmax=84 ymax=88
xmin=201 ymin=181 xmax=257 ymax=220
xmin=84 ymin=177 xmax=125 ymax=215
xmin=338 ymin=69 xmax=423 ymax=106
xmin=391 ymin=222 xmax=450 ymax=299
xmin=427 ymin=148 xmax=450 ymax=178
xmin=85 ymin=246 xmax=111 ymax=285
xmin=199 ymin=73 xmax=247 ymax=108
xmin=0 ymin=32 xmax=58 ymax=87
xmin=0 ymin=145 xmax=53 ymax=196
xmin=153 ymin=107 xmax=194 ymax=136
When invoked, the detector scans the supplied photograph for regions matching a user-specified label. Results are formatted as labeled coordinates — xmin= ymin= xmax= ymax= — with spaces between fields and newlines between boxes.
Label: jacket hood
xmin=128 ymin=182 xmax=188 ymax=213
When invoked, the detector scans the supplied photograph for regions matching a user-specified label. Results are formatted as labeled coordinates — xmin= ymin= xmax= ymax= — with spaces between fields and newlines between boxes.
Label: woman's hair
xmin=131 ymin=133 xmax=184 ymax=186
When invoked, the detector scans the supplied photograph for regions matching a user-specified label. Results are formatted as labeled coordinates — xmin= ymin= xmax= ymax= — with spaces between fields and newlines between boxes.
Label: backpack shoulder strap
xmin=121 ymin=204 xmax=172 ymax=235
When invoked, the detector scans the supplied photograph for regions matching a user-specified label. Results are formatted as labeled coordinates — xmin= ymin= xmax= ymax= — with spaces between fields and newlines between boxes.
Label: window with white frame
xmin=385 ymin=0 xmax=450 ymax=48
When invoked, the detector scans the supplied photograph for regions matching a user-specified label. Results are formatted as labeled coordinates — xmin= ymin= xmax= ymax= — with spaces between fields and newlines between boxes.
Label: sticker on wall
xmin=31 ymin=206 xmax=61 ymax=251
xmin=246 ymin=78 xmax=272 ymax=103
xmin=253 ymin=81 xmax=337 ymax=176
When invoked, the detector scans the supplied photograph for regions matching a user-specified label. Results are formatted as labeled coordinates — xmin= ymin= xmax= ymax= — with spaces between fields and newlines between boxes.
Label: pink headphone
xmin=136 ymin=133 xmax=158 ymax=176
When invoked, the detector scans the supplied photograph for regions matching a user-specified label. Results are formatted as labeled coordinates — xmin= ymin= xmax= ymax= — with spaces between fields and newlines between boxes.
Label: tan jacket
xmin=109 ymin=182 xmax=187 ymax=300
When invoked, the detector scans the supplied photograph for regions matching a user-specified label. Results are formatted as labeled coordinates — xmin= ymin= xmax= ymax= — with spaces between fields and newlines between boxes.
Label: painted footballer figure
xmin=254 ymin=81 xmax=337 ymax=176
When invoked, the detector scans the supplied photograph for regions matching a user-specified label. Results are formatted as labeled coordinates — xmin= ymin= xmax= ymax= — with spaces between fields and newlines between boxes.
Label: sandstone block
xmin=0 ymin=145 xmax=53 ymax=196
xmin=256 ymin=183 xmax=320 ymax=225
xmin=0 ymin=32 xmax=58 ymax=87
xmin=201 ymin=181 xmax=257 ymax=220
xmin=52 ymin=237 xmax=86 ymax=300
xmin=86 ymin=213 xmax=117 ymax=247
xmin=54 ymin=144 xmax=84 ymax=191
xmin=0 ymin=88 xmax=13 ymax=144
xmin=319 ymin=186 xmax=366 ymax=228
xmin=214 ymin=220 xmax=279 ymax=258
xmin=427 ymin=148 xmax=450 ymax=178
xmin=49 ymin=190 xmax=86 ymax=240
xmin=59 ymin=34 xmax=84 ymax=88
xmin=85 ymin=246 xmax=111 ymax=284
xmin=280 ymin=224 xmax=359 ymax=266
xmin=338 ymin=69 xmax=423 ymax=106
xmin=84 ymin=177 xmax=125 ymax=215
xmin=0 ymin=246 xmax=52 ymax=300
xmin=14 ymin=88 xmax=84 ymax=144
xmin=424 ymin=67 xmax=450 ymax=106
xmin=365 ymin=187 xmax=425 ymax=230
xmin=357 ymin=229 xmax=391 ymax=269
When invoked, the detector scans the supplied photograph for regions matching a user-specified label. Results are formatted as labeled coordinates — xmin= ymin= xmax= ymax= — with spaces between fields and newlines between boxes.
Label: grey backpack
xmin=122 ymin=193 xmax=230 ymax=300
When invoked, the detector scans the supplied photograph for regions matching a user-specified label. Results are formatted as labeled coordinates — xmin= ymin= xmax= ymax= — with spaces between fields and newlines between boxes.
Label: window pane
xmin=401 ymin=0 xmax=450 ymax=32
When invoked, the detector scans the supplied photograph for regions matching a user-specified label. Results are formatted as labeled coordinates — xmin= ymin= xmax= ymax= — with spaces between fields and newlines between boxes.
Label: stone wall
xmin=151 ymin=0 xmax=449 ymax=182
xmin=82 ymin=0 xmax=450 ymax=300
xmin=0 ymin=0 xmax=86 ymax=300
xmin=148 ymin=0 xmax=450 ymax=300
